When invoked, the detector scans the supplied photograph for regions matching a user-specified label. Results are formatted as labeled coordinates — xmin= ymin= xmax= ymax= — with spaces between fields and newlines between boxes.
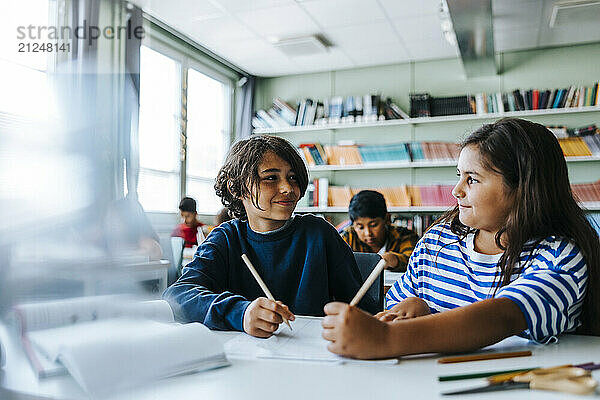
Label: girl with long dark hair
xmin=322 ymin=118 xmax=599 ymax=359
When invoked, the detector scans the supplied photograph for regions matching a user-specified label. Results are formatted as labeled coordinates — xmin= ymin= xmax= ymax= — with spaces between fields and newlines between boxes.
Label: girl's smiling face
xmin=242 ymin=151 xmax=300 ymax=232
xmin=452 ymin=145 xmax=515 ymax=235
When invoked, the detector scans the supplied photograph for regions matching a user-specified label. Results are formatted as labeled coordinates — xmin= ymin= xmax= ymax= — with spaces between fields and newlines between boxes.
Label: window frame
xmin=139 ymin=26 xmax=236 ymax=215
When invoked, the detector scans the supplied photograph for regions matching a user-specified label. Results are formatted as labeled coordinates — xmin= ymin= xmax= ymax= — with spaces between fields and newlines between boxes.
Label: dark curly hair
xmin=214 ymin=135 xmax=308 ymax=219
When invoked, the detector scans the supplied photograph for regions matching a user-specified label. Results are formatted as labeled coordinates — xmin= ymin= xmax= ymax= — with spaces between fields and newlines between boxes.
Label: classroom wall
xmin=254 ymin=42 xmax=600 ymax=187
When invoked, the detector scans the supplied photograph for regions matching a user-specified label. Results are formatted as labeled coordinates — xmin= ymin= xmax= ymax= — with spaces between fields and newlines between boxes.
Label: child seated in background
xmin=171 ymin=197 xmax=205 ymax=248
xmin=206 ymin=207 xmax=233 ymax=234
xmin=341 ymin=190 xmax=418 ymax=272
xmin=322 ymin=118 xmax=599 ymax=359
xmin=163 ymin=135 xmax=378 ymax=338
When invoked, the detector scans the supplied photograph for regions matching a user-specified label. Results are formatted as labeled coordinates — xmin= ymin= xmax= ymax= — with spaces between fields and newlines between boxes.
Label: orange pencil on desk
xmin=438 ymin=350 xmax=532 ymax=364
xmin=241 ymin=254 xmax=292 ymax=331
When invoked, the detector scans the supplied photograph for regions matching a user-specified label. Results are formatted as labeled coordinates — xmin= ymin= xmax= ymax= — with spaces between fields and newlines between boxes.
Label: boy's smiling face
xmin=242 ymin=151 xmax=300 ymax=232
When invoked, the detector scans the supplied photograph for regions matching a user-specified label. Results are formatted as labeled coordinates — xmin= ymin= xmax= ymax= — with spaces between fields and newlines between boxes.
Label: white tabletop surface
xmin=2 ymin=323 xmax=600 ymax=400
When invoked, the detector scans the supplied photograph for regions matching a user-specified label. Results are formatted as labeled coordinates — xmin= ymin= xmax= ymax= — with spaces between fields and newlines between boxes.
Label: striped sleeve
xmin=496 ymin=239 xmax=588 ymax=342
xmin=385 ymin=238 xmax=423 ymax=309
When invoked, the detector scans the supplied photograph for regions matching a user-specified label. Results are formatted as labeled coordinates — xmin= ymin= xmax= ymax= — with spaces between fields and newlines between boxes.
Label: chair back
xmin=353 ymin=252 xmax=384 ymax=313
xmin=170 ymin=236 xmax=185 ymax=278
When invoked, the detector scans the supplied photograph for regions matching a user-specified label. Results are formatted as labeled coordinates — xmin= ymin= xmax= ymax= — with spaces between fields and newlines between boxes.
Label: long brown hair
xmin=439 ymin=118 xmax=599 ymax=335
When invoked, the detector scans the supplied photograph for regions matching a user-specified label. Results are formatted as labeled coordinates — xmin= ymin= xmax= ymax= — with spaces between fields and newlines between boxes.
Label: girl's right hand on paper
xmin=243 ymin=297 xmax=295 ymax=338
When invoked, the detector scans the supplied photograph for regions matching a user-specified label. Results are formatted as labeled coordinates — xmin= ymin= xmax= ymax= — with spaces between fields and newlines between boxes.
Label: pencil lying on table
xmin=437 ymin=350 xmax=532 ymax=364
xmin=241 ymin=254 xmax=292 ymax=331
xmin=350 ymin=258 xmax=387 ymax=306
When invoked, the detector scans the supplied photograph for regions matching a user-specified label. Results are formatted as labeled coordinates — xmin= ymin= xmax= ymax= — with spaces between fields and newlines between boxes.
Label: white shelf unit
xmin=263 ymin=103 xmax=600 ymax=220
xmin=308 ymin=156 xmax=600 ymax=172
xmin=296 ymin=203 xmax=600 ymax=214
xmin=253 ymin=106 xmax=600 ymax=135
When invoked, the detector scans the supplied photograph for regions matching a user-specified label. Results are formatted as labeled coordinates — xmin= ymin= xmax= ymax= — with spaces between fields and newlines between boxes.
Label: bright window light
xmin=186 ymin=68 xmax=229 ymax=213
xmin=0 ymin=1 xmax=53 ymax=118
xmin=138 ymin=46 xmax=181 ymax=212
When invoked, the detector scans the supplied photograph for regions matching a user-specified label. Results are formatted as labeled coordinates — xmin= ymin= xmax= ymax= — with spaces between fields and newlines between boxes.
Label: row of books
xmin=299 ymin=183 xmax=457 ymax=208
xmin=393 ymin=214 xmax=440 ymax=237
xmin=299 ymin=141 xmax=461 ymax=166
xmin=572 ymin=181 xmax=600 ymax=204
xmin=548 ymin=124 xmax=598 ymax=138
xmin=299 ymin=180 xmax=600 ymax=209
xmin=252 ymin=95 xmax=409 ymax=130
xmin=558 ymin=134 xmax=600 ymax=157
xmin=409 ymin=82 xmax=600 ymax=117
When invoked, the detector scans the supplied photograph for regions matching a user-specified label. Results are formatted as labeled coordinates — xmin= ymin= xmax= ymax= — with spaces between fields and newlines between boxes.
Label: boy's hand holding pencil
xmin=243 ymin=297 xmax=295 ymax=338
xmin=241 ymin=254 xmax=295 ymax=338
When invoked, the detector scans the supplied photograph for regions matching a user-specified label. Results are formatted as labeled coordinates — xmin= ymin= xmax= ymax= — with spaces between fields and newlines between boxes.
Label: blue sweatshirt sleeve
xmin=162 ymin=228 xmax=250 ymax=331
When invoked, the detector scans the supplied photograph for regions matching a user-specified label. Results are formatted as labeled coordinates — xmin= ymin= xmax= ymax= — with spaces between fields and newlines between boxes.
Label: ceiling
xmin=130 ymin=0 xmax=600 ymax=77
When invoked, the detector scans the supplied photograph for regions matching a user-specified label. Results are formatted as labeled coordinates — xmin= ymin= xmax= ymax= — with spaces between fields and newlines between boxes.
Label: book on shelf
xmin=11 ymin=296 xmax=229 ymax=396
xmin=306 ymin=181 xmax=600 ymax=210
xmin=558 ymin=137 xmax=592 ymax=157
xmin=409 ymin=93 xmax=432 ymax=117
xmin=548 ymin=124 xmax=600 ymax=157
xmin=587 ymin=214 xmax=600 ymax=237
xmin=571 ymin=181 xmax=600 ymax=204
xmin=318 ymin=177 xmax=329 ymax=208
xmin=300 ymin=141 xmax=460 ymax=167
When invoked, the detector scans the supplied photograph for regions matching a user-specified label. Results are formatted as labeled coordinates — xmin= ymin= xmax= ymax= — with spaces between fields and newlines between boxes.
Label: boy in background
xmin=171 ymin=197 xmax=205 ymax=248
xmin=341 ymin=190 xmax=418 ymax=272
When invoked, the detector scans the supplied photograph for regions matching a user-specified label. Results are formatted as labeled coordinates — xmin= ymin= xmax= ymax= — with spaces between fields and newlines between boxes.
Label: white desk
xmin=2 ymin=322 xmax=600 ymax=400
xmin=58 ymin=259 xmax=169 ymax=298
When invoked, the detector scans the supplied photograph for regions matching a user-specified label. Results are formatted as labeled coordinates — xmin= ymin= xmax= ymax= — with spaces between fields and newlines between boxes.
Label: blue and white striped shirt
xmin=386 ymin=223 xmax=588 ymax=342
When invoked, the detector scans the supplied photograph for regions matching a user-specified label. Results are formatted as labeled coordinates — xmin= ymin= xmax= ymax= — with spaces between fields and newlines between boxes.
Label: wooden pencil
xmin=241 ymin=254 xmax=292 ymax=331
xmin=349 ymin=258 xmax=387 ymax=306
xmin=437 ymin=350 xmax=532 ymax=364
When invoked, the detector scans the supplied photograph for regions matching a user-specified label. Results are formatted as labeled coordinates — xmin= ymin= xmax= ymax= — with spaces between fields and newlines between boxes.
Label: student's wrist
xmin=384 ymin=323 xmax=401 ymax=357
xmin=385 ymin=319 xmax=412 ymax=357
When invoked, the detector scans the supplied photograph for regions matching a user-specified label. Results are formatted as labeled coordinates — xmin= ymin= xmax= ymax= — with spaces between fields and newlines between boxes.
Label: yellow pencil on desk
xmin=350 ymin=258 xmax=387 ymax=306
xmin=241 ymin=254 xmax=292 ymax=331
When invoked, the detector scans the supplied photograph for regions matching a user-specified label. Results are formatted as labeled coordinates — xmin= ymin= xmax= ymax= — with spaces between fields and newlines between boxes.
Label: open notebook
xmin=11 ymin=296 xmax=229 ymax=397
xmin=225 ymin=315 xmax=398 ymax=364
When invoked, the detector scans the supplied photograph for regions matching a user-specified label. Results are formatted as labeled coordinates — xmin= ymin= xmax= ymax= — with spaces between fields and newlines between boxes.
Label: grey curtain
xmin=123 ymin=4 xmax=143 ymax=200
xmin=234 ymin=75 xmax=255 ymax=140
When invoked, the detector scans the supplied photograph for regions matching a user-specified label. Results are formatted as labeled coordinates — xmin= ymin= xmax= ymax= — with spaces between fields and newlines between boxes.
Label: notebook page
xmin=225 ymin=316 xmax=397 ymax=364
xmin=37 ymin=319 xmax=228 ymax=397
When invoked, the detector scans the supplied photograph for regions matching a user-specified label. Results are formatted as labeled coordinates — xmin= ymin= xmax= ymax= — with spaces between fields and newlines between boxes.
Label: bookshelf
xmin=307 ymin=156 xmax=600 ymax=172
xmin=297 ymin=202 xmax=600 ymax=214
xmin=254 ymin=43 xmax=600 ymax=226
xmin=296 ymin=206 xmax=450 ymax=213
xmin=253 ymin=106 xmax=600 ymax=135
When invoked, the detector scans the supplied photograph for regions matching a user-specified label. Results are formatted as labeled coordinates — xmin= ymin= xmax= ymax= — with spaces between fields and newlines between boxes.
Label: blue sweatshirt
xmin=163 ymin=214 xmax=378 ymax=331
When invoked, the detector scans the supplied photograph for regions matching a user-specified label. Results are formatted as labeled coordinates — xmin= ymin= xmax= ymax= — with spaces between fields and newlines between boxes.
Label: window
xmin=0 ymin=0 xmax=54 ymax=118
xmin=186 ymin=68 xmax=229 ymax=214
xmin=138 ymin=46 xmax=181 ymax=212
xmin=137 ymin=42 xmax=233 ymax=214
